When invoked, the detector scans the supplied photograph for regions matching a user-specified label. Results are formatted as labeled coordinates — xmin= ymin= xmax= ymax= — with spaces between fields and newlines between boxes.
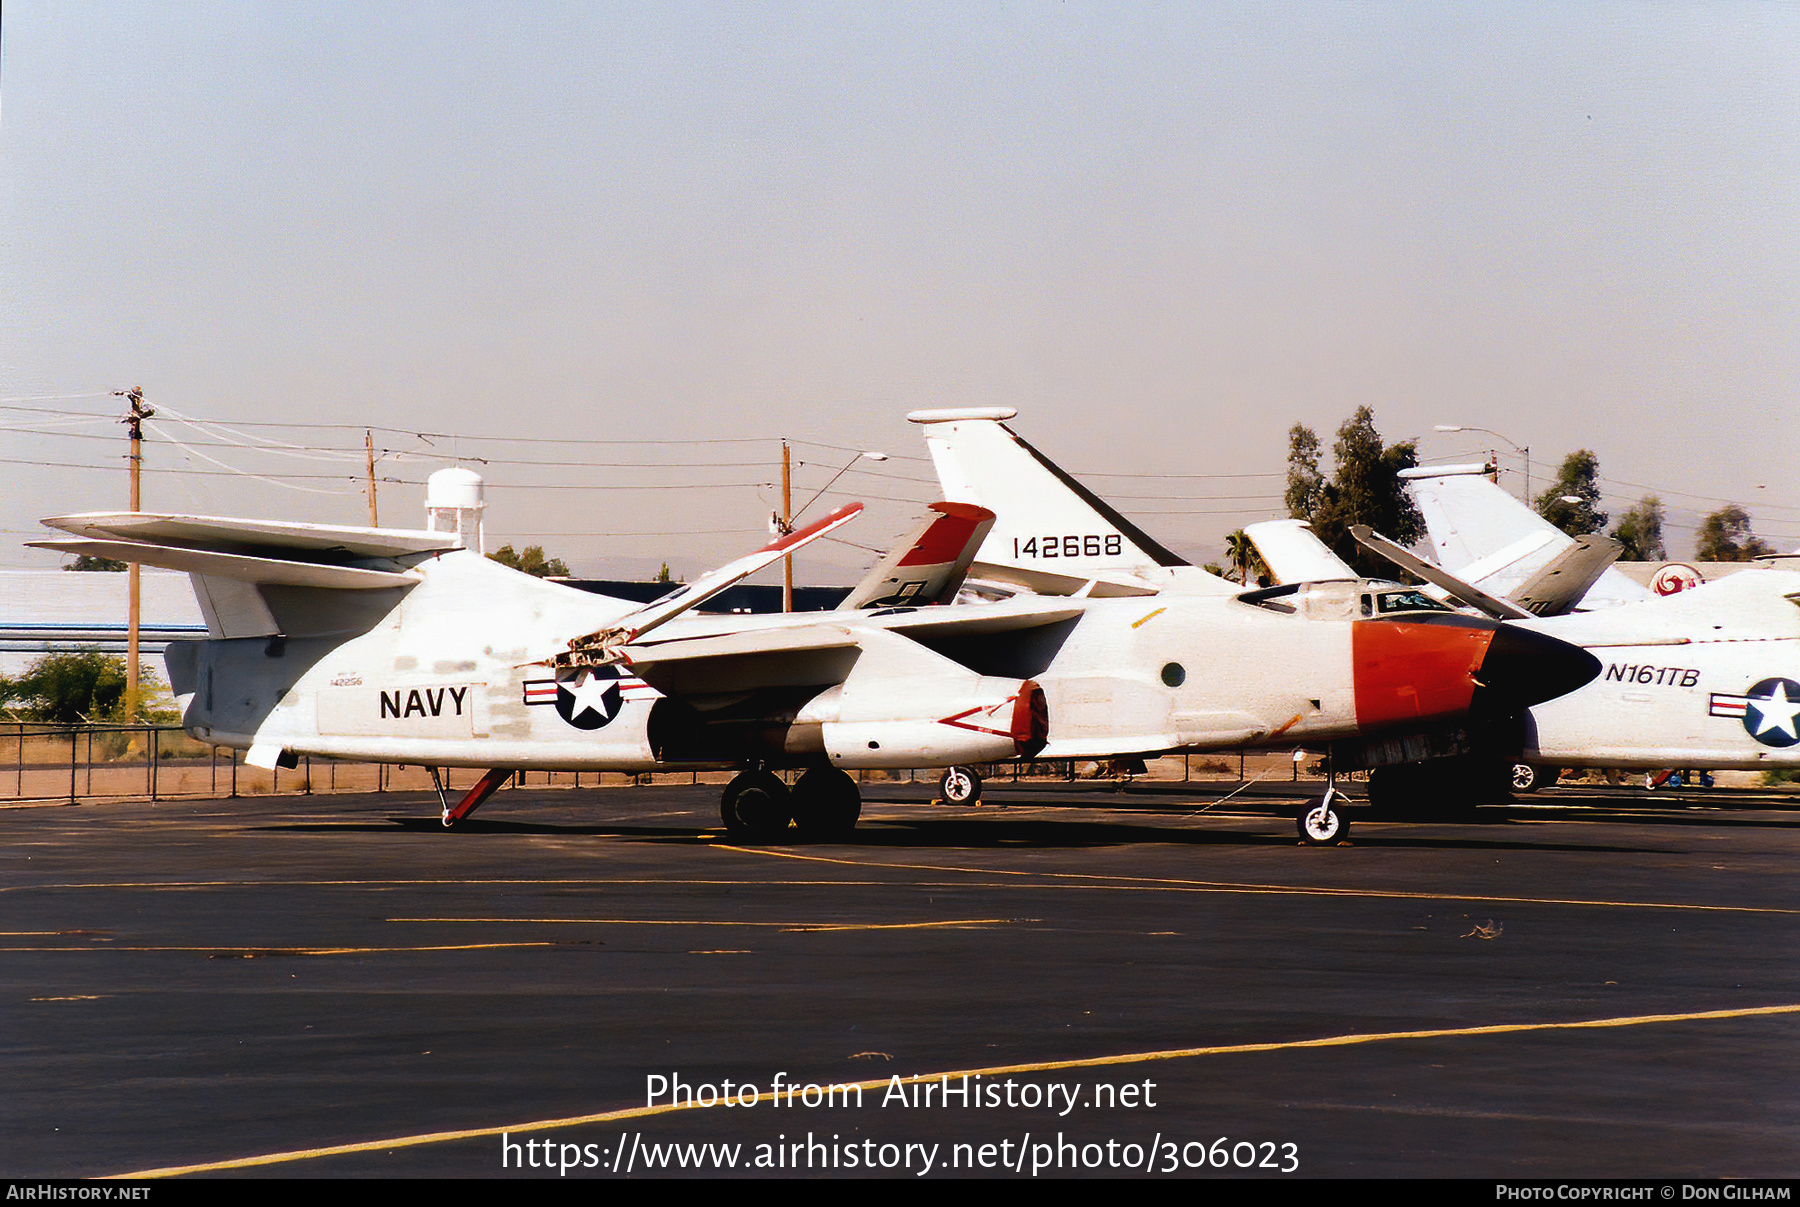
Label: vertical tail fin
xmin=908 ymin=408 xmax=1217 ymax=595
xmin=1399 ymin=465 xmax=1646 ymax=609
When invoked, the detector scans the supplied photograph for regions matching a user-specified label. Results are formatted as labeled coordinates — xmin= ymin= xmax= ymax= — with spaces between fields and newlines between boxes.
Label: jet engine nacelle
xmin=793 ymin=675 xmax=1048 ymax=770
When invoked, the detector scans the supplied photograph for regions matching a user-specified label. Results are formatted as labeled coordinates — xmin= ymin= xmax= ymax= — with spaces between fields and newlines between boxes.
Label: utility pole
xmin=118 ymin=386 xmax=153 ymax=713
xmin=780 ymin=439 xmax=793 ymax=612
xmin=365 ymin=429 xmax=379 ymax=526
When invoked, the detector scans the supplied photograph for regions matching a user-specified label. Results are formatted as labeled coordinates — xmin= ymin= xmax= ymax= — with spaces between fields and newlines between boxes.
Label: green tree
xmin=1286 ymin=408 xmax=1423 ymax=576
xmin=1695 ymin=504 xmax=1772 ymax=562
xmin=0 ymin=651 xmax=172 ymax=723
xmin=488 ymin=544 xmax=571 ymax=578
xmin=1610 ymin=495 xmax=1666 ymax=561
xmin=64 ymin=554 xmax=128 ymax=572
xmin=1222 ymin=529 xmax=1269 ymax=586
xmin=1534 ymin=450 xmax=1607 ymax=537
xmin=1284 ymin=423 xmax=1325 ymax=520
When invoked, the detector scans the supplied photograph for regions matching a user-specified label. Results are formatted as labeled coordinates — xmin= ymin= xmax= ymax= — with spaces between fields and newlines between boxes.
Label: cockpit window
xmin=1236 ymin=582 xmax=1300 ymax=614
xmin=1374 ymin=589 xmax=1452 ymax=615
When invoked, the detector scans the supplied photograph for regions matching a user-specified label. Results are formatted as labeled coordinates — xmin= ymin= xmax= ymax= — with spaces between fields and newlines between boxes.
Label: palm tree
xmin=1223 ymin=530 xmax=1268 ymax=585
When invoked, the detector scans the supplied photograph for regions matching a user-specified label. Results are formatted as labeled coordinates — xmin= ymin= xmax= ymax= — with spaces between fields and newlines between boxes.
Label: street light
xmin=774 ymin=449 xmax=889 ymax=611
xmin=792 ymin=450 xmax=889 ymax=525
xmin=1434 ymin=424 xmax=1529 ymax=503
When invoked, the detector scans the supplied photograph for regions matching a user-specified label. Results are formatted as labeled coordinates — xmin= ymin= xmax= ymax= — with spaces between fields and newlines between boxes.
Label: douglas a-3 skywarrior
xmin=34 ymin=447 xmax=1598 ymax=845
xmin=912 ymin=407 xmax=1800 ymax=811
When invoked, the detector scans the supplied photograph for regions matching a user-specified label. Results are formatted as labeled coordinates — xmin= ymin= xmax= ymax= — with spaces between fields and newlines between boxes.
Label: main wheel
xmin=1511 ymin=763 xmax=1550 ymax=793
xmin=1297 ymin=794 xmax=1348 ymax=845
xmin=791 ymin=767 xmax=861 ymax=840
xmin=939 ymin=765 xmax=982 ymax=805
xmin=720 ymin=770 xmax=792 ymax=842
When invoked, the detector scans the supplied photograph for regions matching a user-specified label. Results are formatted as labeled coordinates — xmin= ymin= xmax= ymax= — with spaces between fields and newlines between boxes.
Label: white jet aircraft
xmin=911 ymin=408 xmax=1599 ymax=818
xmin=1358 ymin=467 xmax=1800 ymax=794
xmin=34 ymin=458 xmax=1596 ymax=845
xmin=910 ymin=407 xmax=1800 ymax=810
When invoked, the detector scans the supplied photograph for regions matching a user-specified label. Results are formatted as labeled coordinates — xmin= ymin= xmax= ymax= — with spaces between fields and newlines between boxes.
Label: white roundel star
xmin=555 ymin=667 xmax=623 ymax=730
xmin=1747 ymin=679 xmax=1800 ymax=743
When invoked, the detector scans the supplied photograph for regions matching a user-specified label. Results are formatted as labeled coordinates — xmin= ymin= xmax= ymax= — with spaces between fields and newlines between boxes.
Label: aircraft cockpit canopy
xmin=1361 ymin=588 xmax=1454 ymax=617
xmin=1238 ymin=580 xmax=1455 ymax=621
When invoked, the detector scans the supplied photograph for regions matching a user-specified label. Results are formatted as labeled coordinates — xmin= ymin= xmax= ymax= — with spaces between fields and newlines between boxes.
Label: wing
xmin=837 ymin=501 xmax=994 ymax=609
xmin=1399 ymin=465 xmax=1647 ymax=609
xmin=551 ymin=503 xmax=863 ymax=666
xmin=1242 ymin=519 xmax=1357 ymax=584
xmin=36 ymin=513 xmax=460 ymax=561
xmin=30 ymin=512 xmax=459 ymax=639
xmin=1350 ymin=525 xmax=1532 ymax=620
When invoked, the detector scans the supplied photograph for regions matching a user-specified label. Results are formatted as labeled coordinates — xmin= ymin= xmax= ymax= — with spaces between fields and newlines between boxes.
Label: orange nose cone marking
xmin=1352 ymin=619 xmax=1494 ymax=730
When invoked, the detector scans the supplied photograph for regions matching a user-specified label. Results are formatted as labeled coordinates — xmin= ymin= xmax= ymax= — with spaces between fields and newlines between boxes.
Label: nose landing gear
xmin=1297 ymin=756 xmax=1351 ymax=846
xmin=938 ymin=765 xmax=983 ymax=805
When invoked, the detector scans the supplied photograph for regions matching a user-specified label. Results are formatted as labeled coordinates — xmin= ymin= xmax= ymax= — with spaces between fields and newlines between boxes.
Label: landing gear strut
xmin=1297 ymin=757 xmax=1350 ymax=845
xmin=434 ymin=767 xmax=511 ymax=828
xmin=939 ymin=765 xmax=983 ymax=806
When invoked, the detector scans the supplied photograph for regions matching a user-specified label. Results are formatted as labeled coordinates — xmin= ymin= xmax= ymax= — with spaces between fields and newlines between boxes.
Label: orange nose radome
xmin=1352 ymin=617 xmax=1599 ymax=731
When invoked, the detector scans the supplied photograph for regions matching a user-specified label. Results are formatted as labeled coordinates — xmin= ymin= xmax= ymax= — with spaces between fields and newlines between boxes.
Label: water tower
xmin=425 ymin=467 xmax=486 ymax=553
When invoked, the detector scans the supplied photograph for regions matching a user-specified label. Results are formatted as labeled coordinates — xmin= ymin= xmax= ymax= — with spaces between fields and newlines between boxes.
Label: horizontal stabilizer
xmin=964 ymin=562 xmax=1161 ymax=598
xmin=1349 ymin=525 xmax=1532 ymax=620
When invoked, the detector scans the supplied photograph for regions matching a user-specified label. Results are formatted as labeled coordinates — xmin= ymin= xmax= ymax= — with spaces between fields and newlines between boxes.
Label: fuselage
xmin=165 ymin=552 xmax=1565 ymax=772
xmin=1514 ymin=568 xmax=1800 ymax=770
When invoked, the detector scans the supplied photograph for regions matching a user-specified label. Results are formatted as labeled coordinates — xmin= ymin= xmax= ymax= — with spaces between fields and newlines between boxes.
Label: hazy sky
xmin=3 ymin=2 xmax=1796 ymax=579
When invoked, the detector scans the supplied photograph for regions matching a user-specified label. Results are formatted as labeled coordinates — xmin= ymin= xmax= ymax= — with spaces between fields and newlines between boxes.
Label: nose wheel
xmin=1297 ymin=782 xmax=1351 ymax=846
xmin=939 ymin=765 xmax=983 ymax=805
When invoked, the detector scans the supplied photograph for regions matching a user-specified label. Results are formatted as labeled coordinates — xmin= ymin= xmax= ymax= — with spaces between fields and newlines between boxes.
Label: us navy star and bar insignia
xmin=1709 ymin=677 xmax=1800 ymax=748
xmin=522 ymin=665 xmax=649 ymax=731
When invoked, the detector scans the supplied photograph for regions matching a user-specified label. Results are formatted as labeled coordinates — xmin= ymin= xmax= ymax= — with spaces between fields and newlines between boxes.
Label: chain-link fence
xmin=0 ymin=722 xmax=647 ymax=802
xmin=0 ymin=722 xmax=1281 ymax=804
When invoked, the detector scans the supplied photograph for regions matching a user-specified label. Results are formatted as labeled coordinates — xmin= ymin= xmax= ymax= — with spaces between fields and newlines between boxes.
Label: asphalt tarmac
xmin=4 ymin=779 xmax=1798 ymax=1180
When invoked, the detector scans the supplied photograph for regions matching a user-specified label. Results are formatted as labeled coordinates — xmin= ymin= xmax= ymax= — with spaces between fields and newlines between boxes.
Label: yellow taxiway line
xmin=107 ymin=1001 xmax=1800 ymax=1179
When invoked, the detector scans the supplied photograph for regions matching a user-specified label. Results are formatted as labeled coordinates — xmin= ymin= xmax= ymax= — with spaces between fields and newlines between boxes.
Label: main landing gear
xmin=719 ymin=767 xmax=862 ymax=843
xmin=1511 ymin=763 xmax=1553 ymax=793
